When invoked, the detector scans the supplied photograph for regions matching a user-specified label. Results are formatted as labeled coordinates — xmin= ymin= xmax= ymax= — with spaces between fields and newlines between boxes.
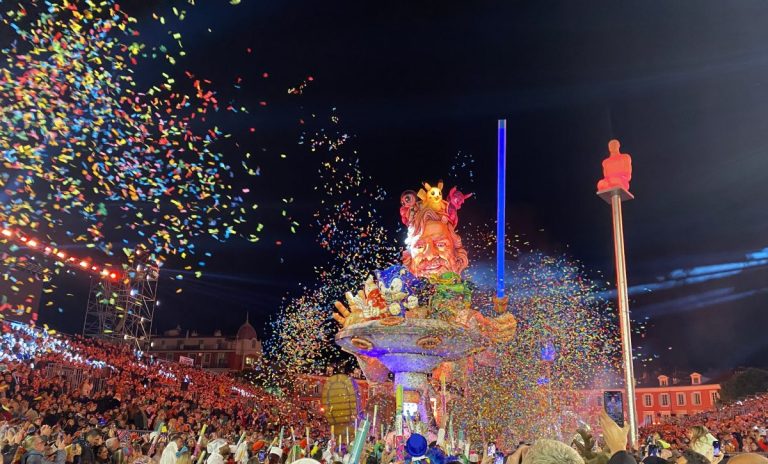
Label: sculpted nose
xmin=422 ymin=244 xmax=435 ymax=259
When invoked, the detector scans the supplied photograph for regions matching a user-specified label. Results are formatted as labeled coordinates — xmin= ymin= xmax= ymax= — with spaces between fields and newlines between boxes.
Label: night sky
xmin=22 ymin=1 xmax=768 ymax=372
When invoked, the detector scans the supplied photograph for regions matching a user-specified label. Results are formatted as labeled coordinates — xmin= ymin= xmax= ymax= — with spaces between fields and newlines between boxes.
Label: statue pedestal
xmin=597 ymin=186 xmax=634 ymax=204
xmin=336 ymin=318 xmax=485 ymax=422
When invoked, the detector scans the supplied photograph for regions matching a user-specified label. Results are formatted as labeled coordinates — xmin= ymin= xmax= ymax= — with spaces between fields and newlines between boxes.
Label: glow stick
xmin=348 ymin=419 xmax=370 ymax=464
xmin=306 ymin=427 xmax=310 ymax=454
xmin=395 ymin=385 xmax=403 ymax=436
xmin=372 ymin=405 xmax=378 ymax=436
xmin=279 ymin=427 xmax=284 ymax=448
xmin=196 ymin=451 xmax=207 ymax=464
xmin=440 ymin=374 xmax=447 ymax=423
xmin=346 ymin=427 xmax=350 ymax=446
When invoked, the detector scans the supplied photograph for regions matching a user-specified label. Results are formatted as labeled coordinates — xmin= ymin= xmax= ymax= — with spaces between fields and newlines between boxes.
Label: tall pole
xmin=497 ymin=119 xmax=506 ymax=298
xmin=599 ymin=186 xmax=638 ymax=447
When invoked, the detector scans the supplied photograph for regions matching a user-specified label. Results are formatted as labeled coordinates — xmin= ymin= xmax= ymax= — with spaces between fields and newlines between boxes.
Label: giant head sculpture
xmin=401 ymin=182 xmax=470 ymax=279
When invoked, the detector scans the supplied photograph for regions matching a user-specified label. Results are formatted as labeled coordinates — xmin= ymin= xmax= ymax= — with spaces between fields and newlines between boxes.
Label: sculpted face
xmin=407 ymin=220 xmax=459 ymax=278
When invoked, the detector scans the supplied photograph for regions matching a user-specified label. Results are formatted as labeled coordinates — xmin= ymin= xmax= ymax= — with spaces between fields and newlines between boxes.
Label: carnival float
xmin=333 ymin=180 xmax=517 ymax=422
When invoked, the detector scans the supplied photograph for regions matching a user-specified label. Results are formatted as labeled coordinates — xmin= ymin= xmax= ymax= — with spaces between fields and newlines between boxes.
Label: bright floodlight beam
xmin=497 ymin=119 xmax=506 ymax=297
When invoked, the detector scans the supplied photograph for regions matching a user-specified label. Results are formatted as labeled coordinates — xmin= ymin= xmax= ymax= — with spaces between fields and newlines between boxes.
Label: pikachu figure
xmin=417 ymin=181 xmax=447 ymax=212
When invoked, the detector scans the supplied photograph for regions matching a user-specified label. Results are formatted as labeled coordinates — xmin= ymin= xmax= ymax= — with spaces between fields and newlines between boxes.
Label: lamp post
xmin=597 ymin=139 xmax=638 ymax=447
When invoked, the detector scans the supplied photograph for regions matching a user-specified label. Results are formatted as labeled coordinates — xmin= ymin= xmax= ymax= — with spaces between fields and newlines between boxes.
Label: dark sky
xmin=28 ymin=0 xmax=768 ymax=372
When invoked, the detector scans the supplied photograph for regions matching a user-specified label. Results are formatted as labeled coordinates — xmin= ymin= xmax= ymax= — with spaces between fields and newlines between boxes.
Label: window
xmin=659 ymin=376 xmax=668 ymax=387
xmin=644 ymin=414 xmax=654 ymax=426
xmin=693 ymin=392 xmax=702 ymax=405
xmin=251 ymin=340 xmax=257 ymax=349
xmin=677 ymin=393 xmax=686 ymax=406
xmin=711 ymin=391 xmax=720 ymax=404
xmin=660 ymin=394 xmax=670 ymax=407
xmin=691 ymin=374 xmax=701 ymax=385
xmin=644 ymin=394 xmax=653 ymax=407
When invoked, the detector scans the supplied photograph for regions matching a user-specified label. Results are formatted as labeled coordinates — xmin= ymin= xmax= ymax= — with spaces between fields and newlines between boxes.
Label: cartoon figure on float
xmin=333 ymin=180 xmax=517 ymax=390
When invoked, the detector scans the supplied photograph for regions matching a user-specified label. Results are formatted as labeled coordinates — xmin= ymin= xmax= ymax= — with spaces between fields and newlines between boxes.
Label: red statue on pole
xmin=597 ymin=139 xmax=632 ymax=192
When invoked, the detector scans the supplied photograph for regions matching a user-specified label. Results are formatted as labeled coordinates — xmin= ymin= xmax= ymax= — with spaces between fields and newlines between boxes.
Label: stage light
xmin=27 ymin=240 xmax=37 ymax=247
xmin=1 ymin=229 xmax=11 ymax=237
xmin=79 ymin=261 xmax=88 ymax=268
xmin=109 ymin=272 xmax=117 ymax=279
xmin=56 ymin=252 xmax=66 ymax=259
xmin=20 ymin=236 xmax=27 ymax=242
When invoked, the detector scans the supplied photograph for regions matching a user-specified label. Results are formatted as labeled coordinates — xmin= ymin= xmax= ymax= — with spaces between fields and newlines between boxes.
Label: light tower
xmin=82 ymin=254 xmax=159 ymax=349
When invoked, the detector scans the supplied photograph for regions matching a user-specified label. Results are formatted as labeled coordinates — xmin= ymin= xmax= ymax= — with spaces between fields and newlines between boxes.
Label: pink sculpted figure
xmin=399 ymin=190 xmax=417 ymax=225
xmin=445 ymin=187 xmax=473 ymax=227
xmin=597 ymin=139 xmax=632 ymax=192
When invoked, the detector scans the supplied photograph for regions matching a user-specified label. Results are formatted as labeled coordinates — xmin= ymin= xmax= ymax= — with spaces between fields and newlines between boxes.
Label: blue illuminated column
xmin=497 ymin=119 xmax=506 ymax=297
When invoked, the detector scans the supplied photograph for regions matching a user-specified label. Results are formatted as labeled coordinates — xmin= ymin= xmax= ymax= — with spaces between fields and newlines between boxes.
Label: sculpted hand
xmin=333 ymin=291 xmax=365 ymax=328
xmin=489 ymin=313 xmax=517 ymax=343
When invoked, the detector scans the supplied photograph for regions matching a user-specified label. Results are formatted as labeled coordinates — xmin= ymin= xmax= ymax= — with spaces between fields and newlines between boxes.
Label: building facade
xmin=635 ymin=372 xmax=721 ymax=426
xmin=148 ymin=315 xmax=262 ymax=373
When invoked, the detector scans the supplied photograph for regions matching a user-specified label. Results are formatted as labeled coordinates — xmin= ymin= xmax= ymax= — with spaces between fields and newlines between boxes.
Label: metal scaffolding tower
xmin=82 ymin=257 xmax=159 ymax=349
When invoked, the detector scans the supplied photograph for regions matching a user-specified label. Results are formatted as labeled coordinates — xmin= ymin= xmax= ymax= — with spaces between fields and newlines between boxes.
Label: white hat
xmin=269 ymin=447 xmax=283 ymax=458
xmin=292 ymin=460 xmax=320 ymax=464
xmin=469 ymin=453 xmax=480 ymax=463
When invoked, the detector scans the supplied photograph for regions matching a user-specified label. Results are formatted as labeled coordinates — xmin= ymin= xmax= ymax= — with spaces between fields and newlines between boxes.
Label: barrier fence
xmin=43 ymin=362 xmax=108 ymax=394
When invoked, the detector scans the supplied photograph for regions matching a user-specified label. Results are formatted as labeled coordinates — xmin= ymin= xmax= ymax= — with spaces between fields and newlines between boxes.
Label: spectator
xmin=728 ymin=454 xmax=768 ymax=464
xmin=95 ymin=446 xmax=110 ymax=464
xmin=520 ymin=439 xmax=583 ymax=464
xmin=21 ymin=434 xmax=66 ymax=464
xmin=675 ymin=450 xmax=709 ymax=464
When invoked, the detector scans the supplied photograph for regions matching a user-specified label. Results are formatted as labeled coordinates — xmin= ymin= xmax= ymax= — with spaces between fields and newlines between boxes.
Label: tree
xmin=720 ymin=368 xmax=768 ymax=402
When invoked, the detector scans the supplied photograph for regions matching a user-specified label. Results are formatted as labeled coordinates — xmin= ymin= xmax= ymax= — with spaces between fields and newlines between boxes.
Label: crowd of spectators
xmin=638 ymin=394 xmax=768 ymax=457
xmin=1 ymin=321 xmax=768 ymax=464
